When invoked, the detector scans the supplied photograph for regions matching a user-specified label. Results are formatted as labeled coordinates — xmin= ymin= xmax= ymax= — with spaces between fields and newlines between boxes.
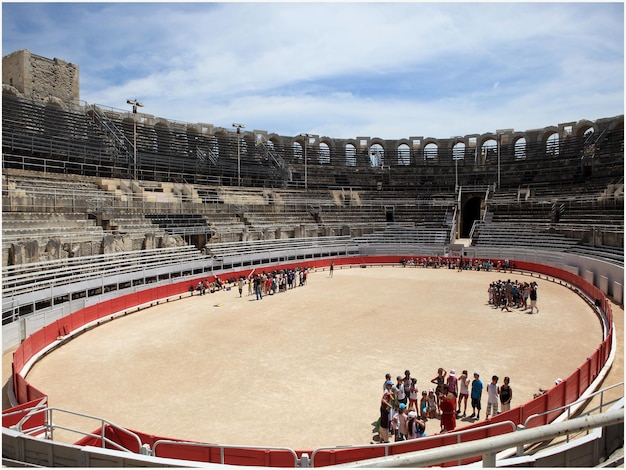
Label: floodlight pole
xmin=300 ymin=133 xmax=313 ymax=190
xmin=233 ymin=123 xmax=245 ymax=186
xmin=497 ymin=133 xmax=501 ymax=189
xmin=127 ymin=99 xmax=144 ymax=181
xmin=455 ymin=154 xmax=459 ymax=193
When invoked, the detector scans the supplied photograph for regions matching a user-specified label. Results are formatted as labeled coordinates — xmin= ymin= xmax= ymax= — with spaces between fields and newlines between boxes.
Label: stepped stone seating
xmin=241 ymin=211 xmax=319 ymax=239
xmin=216 ymin=187 xmax=270 ymax=206
xmin=2 ymin=212 xmax=106 ymax=265
xmin=566 ymin=244 xmax=624 ymax=266
xmin=144 ymin=213 xmax=209 ymax=236
xmin=471 ymin=222 xmax=581 ymax=251
xmin=139 ymin=181 xmax=202 ymax=204
xmin=205 ymin=235 xmax=358 ymax=260
xmin=2 ymin=245 xmax=204 ymax=302
xmin=353 ymin=225 xmax=450 ymax=246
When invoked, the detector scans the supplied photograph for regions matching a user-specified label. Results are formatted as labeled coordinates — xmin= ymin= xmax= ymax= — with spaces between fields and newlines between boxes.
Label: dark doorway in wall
xmin=461 ymin=197 xmax=482 ymax=238
xmin=385 ymin=206 xmax=394 ymax=222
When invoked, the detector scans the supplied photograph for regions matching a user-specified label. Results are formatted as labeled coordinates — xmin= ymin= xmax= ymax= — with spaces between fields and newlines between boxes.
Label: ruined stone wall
xmin=2 ymin=49 xmax=79 ymax=104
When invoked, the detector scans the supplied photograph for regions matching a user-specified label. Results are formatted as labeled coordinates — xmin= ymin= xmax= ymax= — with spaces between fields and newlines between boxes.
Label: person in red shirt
xmin=439 ymin=384 xmax=457 ymax=433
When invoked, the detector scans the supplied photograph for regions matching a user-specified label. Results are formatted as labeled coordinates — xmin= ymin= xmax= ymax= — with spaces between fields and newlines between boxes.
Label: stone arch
xmin=575 ymin=120 xmax=597 ymax=138
xmin=541 ymin=127 xmax=560 ymax=157
xmin=292 ymin=141 xmax=303 ymax=161
xmin=423 ymin=140 xmax=439 ymax=161
xmin=345 ymin=142 xmax=357 ymax=167
xmin=477 ymin=136 xmax=497 ymax=164
xmin=369 ymin=141 xmax=385 ymax=167
xmin=452 ymin=141 xmax=465 ymax=161
xmin=514 ymin=137 xmax=527 ymax=159
xmin=397 ymin=143 xmax=411 ymax=166
xmin=319 ymin=142 xmax=331 ymax=164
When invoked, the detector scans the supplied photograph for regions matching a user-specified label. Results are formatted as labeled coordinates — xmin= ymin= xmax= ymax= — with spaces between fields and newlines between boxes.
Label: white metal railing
xmin=6 ymin=402 xmax=621 ymax=468
xmin=336 ymin=408 xmax=624 ymax=468
xmin=15 ymin=407 xmax=143 ymax=454
xmin=523 ymin=382 xmax=624 ymax=432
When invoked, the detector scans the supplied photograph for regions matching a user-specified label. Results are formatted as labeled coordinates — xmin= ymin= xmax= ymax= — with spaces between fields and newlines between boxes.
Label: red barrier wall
xmin=7 ymin=256 xmax=615 ymax=467
xmin=1 ymin=397 xmax=46 ymax=430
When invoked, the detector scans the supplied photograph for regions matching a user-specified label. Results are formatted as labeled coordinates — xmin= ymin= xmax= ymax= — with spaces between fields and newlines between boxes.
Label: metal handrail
xmin=337 ymin=408 xmax=624 ymax=468
xmin=16 ymin=407 xmax=143 ymax=454
xmin=523 ymin=381 xmax=624 ymax=430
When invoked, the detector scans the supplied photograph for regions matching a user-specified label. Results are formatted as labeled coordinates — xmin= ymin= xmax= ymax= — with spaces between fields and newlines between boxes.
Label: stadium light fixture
xmin=127 ymin=99 xmax=144 ymax=181
xmin=232 ymin=123 xmax=245 ymax=186
xmin=300 ymin=133 xmax=314 ymax=190
xmin=497 ymin=132 xmax=501 ymax=189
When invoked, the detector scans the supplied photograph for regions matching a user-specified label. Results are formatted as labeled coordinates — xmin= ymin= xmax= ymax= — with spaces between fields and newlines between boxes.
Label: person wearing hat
xmin=393 ymin=402 xmax=409 ymax=441
xmin=394 ymin=375 xmax=407 ymax=407
xmin=407 ymin=410 xmax=427 ymax=439
xmin=446 ymin=369 xmax=458 ymax=398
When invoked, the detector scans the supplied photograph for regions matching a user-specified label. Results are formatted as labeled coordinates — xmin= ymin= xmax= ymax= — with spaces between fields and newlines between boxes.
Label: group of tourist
xmin=189 ymin=268 xmax=310 ymax=300
xmin=190 ymin=276 xmax=225 ymax=295
xmin=400 ymin=256 xmax=515 ymax=272
xmin=376 ymin=368 xmax=513 ymax=443
xmin=488 ymin=279 xmax=539 ymax=313
xmin=245 ymin=268 xmax=309 ymax=300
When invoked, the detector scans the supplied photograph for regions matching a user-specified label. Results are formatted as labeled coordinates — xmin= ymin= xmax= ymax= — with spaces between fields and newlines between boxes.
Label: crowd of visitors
xmin=400 ymin=256 xmax=515 ymax=272
xmin=190 ymin=268 xmax=309 ymax=300
xmin=488 ymin=279 xmax=539 ymax=313
xmin=376 ymin=368 xmax=513 ymax=443
xmin=247 ymin=268 xmax=309 ymax=300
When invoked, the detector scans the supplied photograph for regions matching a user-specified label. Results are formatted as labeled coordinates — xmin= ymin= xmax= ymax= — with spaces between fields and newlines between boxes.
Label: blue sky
xmin=2 ymin=2 xmax=624 ymax=139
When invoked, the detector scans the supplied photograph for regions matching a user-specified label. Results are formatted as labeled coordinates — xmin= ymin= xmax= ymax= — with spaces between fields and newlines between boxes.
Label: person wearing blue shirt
xmin=470 ymin=371 xmax=483 ymax=420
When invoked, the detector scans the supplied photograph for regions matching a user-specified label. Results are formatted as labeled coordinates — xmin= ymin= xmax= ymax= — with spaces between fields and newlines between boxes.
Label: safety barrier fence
xmin=4 ymin=255 xmax=615 ymax=467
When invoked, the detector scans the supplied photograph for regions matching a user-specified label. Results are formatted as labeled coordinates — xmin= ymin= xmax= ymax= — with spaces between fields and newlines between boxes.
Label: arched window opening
xmin=424 ymin=143 xmax=438 ymax=160
xmin=514 ymin=138 xmax=527 ymax=159
xmin=546 ymin=132 xmax=559 ymax=157
xmin=319 ymin=142 xmax=331 ymax=164
xmin=345 ymin=144 xmax=356 ymax=167
xmin=397 ymin=144 xmax=411 ymax=166
xmin=293 ymin=141 xmax=303 ymax=161
xmin=481 ymin=139 xmax=497 ymax=161
xmin=452 ymin=142 xmax=465 ymax=161
xmin=369 ymin=143 xmax=384 ymax=167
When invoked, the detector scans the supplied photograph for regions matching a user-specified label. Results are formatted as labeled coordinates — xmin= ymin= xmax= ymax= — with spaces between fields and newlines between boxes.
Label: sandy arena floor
xmin=12 ymin=266 xmax=617 ymax=450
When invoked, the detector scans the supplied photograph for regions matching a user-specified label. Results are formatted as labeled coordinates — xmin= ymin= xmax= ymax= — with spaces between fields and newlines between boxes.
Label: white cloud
xmin=4 ymin=2 xmax=623 ymax=139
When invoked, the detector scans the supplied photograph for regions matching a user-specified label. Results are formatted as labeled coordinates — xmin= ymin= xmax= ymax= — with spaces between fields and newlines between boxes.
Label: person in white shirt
xmin=486 ymin=375 xmax=500 ymax=418
xmin=457 ymin=369 xmax=471 ymax=417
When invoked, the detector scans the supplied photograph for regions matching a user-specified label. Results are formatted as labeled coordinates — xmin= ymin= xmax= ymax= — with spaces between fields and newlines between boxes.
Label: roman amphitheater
xmin=2 ymin=49 xmax=623 ymax=467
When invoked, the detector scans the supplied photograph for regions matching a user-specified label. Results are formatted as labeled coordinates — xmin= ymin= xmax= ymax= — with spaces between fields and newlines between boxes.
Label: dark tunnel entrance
xmin=461 ymin=197 xmax=482 ymax=238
